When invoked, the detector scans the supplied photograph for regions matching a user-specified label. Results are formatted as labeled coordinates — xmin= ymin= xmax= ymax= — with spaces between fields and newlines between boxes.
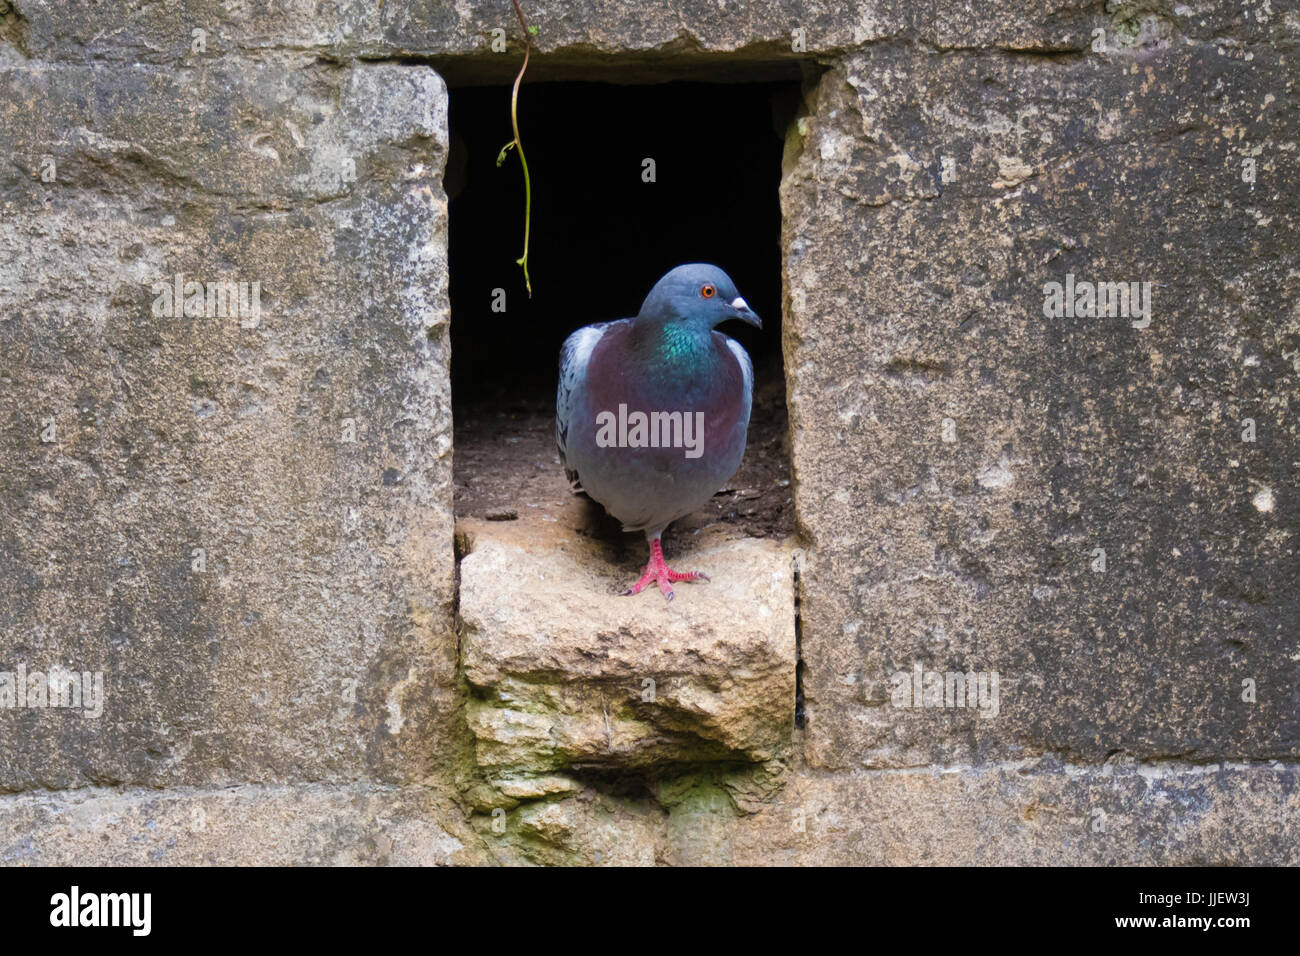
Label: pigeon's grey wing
xmin=556 ymin=320 xmax=623 ymax=486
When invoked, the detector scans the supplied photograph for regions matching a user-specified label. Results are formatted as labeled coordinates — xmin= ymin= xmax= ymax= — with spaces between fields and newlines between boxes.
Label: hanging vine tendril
xmin=495 ymin=0 xmax=537 ymax=296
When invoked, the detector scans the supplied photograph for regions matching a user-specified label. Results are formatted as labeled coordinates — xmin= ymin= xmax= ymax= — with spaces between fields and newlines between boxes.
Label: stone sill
xmin=457 ymin=516 xmax=797 ymax=798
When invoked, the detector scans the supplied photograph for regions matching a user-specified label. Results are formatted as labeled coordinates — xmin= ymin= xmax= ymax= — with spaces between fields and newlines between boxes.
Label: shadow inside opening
xmin=448 ymin=80 xmax=796 ymax=543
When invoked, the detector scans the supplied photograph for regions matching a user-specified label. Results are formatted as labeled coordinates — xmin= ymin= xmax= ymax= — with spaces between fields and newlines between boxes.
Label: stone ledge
xmin=457 ymin=519 xmax=797 ymax=789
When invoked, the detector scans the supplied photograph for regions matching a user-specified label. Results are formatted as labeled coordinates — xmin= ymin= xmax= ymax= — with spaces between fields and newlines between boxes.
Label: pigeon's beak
xmin=728 ymin=296 xmax=762 ymax=329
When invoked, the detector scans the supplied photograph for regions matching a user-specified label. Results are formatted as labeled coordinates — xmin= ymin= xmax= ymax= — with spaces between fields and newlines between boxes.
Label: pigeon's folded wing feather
xmin=724 ymin=335 xmax=754 ymax=411
xmin=556 ymin=320 xmax=625 ymax=486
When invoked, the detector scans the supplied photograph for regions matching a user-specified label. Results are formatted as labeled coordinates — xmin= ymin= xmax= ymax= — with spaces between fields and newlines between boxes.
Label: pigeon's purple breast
xmin=558 ymin=321 xmax=753 ymax=534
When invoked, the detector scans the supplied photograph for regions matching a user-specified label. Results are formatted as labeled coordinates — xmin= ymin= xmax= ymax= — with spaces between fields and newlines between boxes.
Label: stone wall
xmin=0 ymin=1 xmax=1295 ymax=865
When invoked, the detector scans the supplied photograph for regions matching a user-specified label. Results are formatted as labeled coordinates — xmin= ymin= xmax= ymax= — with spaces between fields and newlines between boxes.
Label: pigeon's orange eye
xmin=701 ymin=284 xmax=716 ymax=298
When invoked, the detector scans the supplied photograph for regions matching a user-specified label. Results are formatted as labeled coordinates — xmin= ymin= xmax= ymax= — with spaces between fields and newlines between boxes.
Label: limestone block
xmin=28 ymin=1 xmax=1266 ymax=77
xmin=704 ymin=760 xmax=1300 ymax=866
xmin=458 ymin=519 xmax=796 ymax=786
xmin=0 ymin=59 xmax=457 ymax=788
xmin=0 ymin=784 xmax=481 ymax=866
xmin=782 ymin=46 xmax=1299 ymax=770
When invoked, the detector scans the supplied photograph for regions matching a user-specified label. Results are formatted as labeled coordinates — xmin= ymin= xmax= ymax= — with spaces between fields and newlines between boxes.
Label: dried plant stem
xmin=499 ymin=0 xmax=534 ymax=296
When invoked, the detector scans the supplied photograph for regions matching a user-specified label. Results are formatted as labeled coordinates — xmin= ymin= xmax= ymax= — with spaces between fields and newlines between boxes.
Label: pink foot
xmin=622 ymin=537 xmax=709 ymax=602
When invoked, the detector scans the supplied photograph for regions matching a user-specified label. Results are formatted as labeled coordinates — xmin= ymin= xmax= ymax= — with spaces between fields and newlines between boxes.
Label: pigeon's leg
xmin=622 ymin=535 xmax=709 ymax=602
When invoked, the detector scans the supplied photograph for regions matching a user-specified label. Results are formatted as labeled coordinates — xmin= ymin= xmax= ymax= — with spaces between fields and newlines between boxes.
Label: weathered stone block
xmin=12 ymin=0 xmax=387 ymax=62
xmin=0 ymin=783 xmax=480 ymax=865
xmin=0 ymin=59 xmax=457 ymax=789
xmin=782 ymin=44 xmax=1298 ymax=770
xmin=721 ymin=760 xmax=1300 ymax=866
xmin=476 ymin=757 xmax=1300 ymax=866
xmin=458 ymin=519 xmax=796 ymax=786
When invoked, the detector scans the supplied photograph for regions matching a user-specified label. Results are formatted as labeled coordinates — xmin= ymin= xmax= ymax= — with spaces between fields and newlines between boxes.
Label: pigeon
xmin=556 ymin=263 xmax=760 ymax=600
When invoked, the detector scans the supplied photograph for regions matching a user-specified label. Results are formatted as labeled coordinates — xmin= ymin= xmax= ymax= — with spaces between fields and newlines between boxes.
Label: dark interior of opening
xmin=448 ymin=80 xmax=797 ymax=542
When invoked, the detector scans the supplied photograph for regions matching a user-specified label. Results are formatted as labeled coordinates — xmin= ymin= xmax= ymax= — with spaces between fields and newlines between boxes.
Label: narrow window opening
xmin=449 ymin=79 xmax=797 ymax=545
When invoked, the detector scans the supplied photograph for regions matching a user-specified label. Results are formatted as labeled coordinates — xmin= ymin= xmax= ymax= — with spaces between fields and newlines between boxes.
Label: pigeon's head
xmin=638 ymin=263 xmax=762 ymax=331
